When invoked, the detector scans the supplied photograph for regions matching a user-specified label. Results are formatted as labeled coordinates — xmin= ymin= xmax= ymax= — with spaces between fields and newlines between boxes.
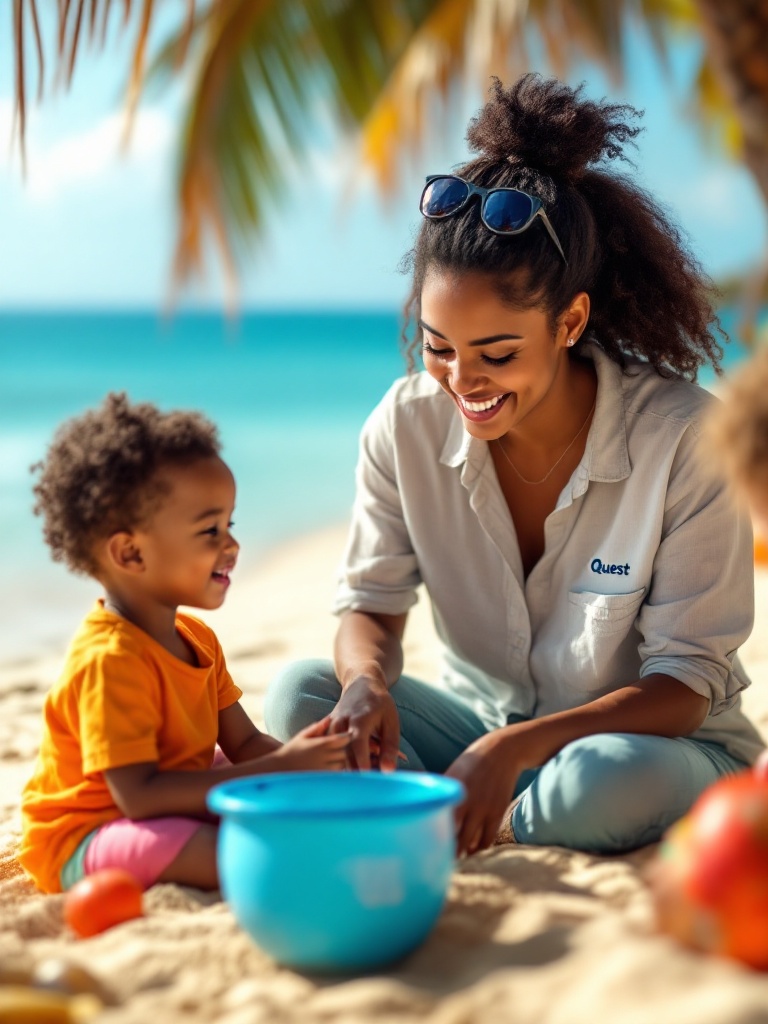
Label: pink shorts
xmin=60 ymin=749 xmax=231 ymax=890
xmin=62 ymin=816 xmax=203 ymax=890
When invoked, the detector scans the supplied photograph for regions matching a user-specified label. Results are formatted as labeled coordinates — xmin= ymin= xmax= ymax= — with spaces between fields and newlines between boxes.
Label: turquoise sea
xmin=0 ymin=307 xmax=759 ymax=663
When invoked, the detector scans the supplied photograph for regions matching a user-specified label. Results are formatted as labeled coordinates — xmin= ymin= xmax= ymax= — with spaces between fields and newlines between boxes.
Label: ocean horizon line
xmin=0 ymin=304 xmax=405 ymax=317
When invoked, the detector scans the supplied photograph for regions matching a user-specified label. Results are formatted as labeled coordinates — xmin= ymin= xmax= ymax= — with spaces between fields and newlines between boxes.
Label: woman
xmin=265 ymin=74 xmax=764 ymax=856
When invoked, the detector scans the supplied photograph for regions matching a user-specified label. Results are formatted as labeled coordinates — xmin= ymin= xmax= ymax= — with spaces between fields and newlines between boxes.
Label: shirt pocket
xmin=567 ymin=588 xmax=647 ymax=638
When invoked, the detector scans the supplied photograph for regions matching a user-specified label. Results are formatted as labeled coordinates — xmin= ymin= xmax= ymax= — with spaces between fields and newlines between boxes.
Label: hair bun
xmin=466 ymin=74 xmax=642 ymax=179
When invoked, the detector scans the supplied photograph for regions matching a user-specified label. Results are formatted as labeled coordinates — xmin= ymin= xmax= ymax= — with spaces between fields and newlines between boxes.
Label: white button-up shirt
xmin=334 ymin=344 xmax=764 ymax=764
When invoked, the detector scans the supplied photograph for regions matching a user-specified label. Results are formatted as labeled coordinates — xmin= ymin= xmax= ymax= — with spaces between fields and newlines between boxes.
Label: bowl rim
xmin=207 ymin=770 xmax=465 ymax=819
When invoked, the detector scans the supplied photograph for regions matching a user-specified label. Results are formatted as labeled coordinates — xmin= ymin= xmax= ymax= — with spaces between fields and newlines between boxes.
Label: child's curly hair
xmin=32 ymin=392 xmax=221 ymax=576
xmin=706 ymin=348 xmax=768 ymax=495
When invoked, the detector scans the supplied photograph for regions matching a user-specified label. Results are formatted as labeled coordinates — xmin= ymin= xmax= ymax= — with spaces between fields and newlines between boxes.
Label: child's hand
xmin=368 ymin=735 xmax=408 ymax=769
xmin=271 ymin=716 xmax=351 ymax=772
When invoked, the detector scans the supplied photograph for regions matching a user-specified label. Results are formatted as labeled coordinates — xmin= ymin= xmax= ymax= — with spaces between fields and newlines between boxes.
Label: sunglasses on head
xmin=419 ymin=174 xmax=567 ymax=265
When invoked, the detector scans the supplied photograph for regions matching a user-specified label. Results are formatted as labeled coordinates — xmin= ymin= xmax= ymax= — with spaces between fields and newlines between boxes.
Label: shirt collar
xmin=438 ymin=341 xmax=631 ymax=482
xmin=439 ymin=410 xmax=473 ymax=468
xmin=583 ymin=343 xmax=631 ymax=483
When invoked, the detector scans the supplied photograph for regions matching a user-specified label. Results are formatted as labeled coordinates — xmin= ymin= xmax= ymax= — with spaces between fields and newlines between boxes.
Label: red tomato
xmin=64 ymin=869 xmax=144 ymax=938
xmin=649 ymin=767 xmax=768 ymax=969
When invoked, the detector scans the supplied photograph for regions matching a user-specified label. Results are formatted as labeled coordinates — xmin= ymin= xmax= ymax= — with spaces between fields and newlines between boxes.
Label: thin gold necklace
xmin=496 ymin=397 xmax=596 ymax=486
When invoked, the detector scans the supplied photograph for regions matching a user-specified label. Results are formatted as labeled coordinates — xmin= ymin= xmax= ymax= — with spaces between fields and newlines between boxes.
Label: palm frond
xmin=360 ymin=0 xmax=524 ymax=192
xmin=690 ymin=54 xmax=743 ymax=156
xmin=171 ymin=0 xmax=277 ymax=294
xmin=174 ymin=0 xmax=197 ymax=68
xmin=169 ymin=0 xmax=437 ymax=291
xmin=142 ymin=4 xmax=207 ymax=90
xmin=123 ymin=0 xmax=155 ymax=149
xmin=641 ymin=0 xmax=698 ymax=29
xmin=28 ymin=0 xmax=44 ymax=101
xmin=12 ymin=0 xmax=27 ymax=174
xmin=572 ymin=0 xmax=626 ymax=74
xmin=64 ymin=0 xmax=85 ymax=84
xmin=9 ymin=0 xmax=758 ymax=306
xmin=12 ymin=0 xmax=140 ymax=166
xmin=10 ymin=0 xmax=48 ymax=173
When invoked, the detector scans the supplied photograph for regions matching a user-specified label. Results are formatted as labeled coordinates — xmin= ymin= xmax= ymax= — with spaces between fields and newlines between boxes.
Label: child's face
xmin=135 ymin=456 xmax=239 ymax=610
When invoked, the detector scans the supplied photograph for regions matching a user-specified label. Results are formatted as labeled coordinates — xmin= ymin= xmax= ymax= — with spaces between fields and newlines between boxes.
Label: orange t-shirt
xmin=19 ymin=602 xmax=242 ymax=893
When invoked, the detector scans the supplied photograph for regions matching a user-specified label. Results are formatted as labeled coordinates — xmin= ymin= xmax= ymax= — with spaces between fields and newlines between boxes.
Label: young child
xmin=20 ymin=393 xmax=350 ymax=894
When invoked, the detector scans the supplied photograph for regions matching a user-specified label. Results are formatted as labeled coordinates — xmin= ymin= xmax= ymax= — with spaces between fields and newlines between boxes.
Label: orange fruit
xmin=64 ymin=869 xmax=144 ymax=938
xmin=754 ymin=536 xmax=768 ymax=566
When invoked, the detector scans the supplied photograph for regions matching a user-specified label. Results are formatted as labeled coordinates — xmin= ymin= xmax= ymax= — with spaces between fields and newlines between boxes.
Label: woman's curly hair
xmin=402 ymin=74 xmax=723 ymax=379
xmin=32 ymin=392 xmax=221 ymax=576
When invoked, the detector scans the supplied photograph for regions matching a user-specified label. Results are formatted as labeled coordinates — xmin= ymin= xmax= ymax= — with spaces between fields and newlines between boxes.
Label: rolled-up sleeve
xmin=333 ymin=387 xmax=422 ymax=616
xmin=637 ymin=422 xmax=754 ymax=715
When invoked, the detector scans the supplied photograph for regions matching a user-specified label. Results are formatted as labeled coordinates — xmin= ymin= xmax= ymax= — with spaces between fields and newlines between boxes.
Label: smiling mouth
xmin=212 ymin=568 xmax=233 ymax=585
xmin=456 ymin=393 xmax=510 ymax=420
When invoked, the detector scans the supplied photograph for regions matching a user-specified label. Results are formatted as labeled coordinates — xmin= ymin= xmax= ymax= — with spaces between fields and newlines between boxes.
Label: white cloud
xmin=22 ymin=107 xmax=173 ymax=201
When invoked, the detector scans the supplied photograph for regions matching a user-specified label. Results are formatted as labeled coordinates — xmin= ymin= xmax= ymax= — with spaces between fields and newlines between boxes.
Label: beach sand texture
xmin=2 ymin=523 xmax=768 ymax=1023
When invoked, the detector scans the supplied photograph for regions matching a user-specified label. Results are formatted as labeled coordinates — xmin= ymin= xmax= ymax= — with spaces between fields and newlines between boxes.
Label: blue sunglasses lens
xmin=421 ymin=177 xmax=469 ymax=217
xmin=483 ymin=190 xmax=535 ymax=232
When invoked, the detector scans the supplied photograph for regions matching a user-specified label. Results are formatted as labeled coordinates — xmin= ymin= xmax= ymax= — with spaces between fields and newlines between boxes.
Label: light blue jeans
xmin=264 ymin=658 xmax=749 ymax=853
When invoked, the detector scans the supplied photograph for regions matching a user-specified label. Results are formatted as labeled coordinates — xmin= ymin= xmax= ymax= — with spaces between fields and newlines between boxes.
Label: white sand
xmin=2 ymin=523 xmax=768 ymax=1022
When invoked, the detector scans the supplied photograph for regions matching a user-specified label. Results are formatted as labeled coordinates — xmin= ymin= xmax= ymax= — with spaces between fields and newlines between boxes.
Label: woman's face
xmin=419 ymin=267 xmax=584 ymax=440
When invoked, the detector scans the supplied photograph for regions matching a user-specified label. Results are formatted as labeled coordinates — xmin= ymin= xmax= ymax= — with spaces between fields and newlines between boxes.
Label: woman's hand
xmin=329 ymin=677 xmax=401 ymax=771
xmin=265 ymin=717 xmax=351 ymax=772
xmin=445 ymin=730 xmax=523 ymax=856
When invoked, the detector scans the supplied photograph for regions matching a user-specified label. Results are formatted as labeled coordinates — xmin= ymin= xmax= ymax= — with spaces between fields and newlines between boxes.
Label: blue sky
xmin=0 ymin=11 xmax=765 ymax=310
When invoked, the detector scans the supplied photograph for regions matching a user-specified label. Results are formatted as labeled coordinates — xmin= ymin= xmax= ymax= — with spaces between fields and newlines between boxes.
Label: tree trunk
xmin=694 ymin=0 xmax=768 ymax=206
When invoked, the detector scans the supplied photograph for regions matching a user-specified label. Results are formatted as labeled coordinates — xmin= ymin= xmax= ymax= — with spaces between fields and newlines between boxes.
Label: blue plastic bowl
xmin=207 ymin=771 xmax=464 ymax=971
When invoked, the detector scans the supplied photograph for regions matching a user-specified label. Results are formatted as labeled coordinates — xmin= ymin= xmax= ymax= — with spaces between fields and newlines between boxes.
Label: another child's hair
xmin=402 ymin=74 xmax=723 ymax=379
xmin=33 ymin=392 xmax=221 ymax=576
xmin=706 ymin=348 xmax=768 ymax=493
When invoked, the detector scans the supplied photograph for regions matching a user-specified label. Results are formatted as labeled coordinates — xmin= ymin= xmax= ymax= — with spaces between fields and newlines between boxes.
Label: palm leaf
xmin=360 ymin=0 xmax=524 ymax=192
xmin=168 ymin=0 xmax=442 ymax=291
xmin=12 ymin=0 xmax=138 ymax=165
xmin=122 ymin=0 xmax=154 ymax=147
xmin=690 ymin=54 xmax=743 ymax=156
xmin=9 ymin=0 xmax=754 ymax=302
xmin=12 ymin=0 xmax=27 ymax=174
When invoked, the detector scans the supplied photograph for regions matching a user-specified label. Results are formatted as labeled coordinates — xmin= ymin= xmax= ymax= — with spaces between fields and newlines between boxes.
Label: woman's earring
xmin=567 ymin=338 xmax=575 ymax=347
